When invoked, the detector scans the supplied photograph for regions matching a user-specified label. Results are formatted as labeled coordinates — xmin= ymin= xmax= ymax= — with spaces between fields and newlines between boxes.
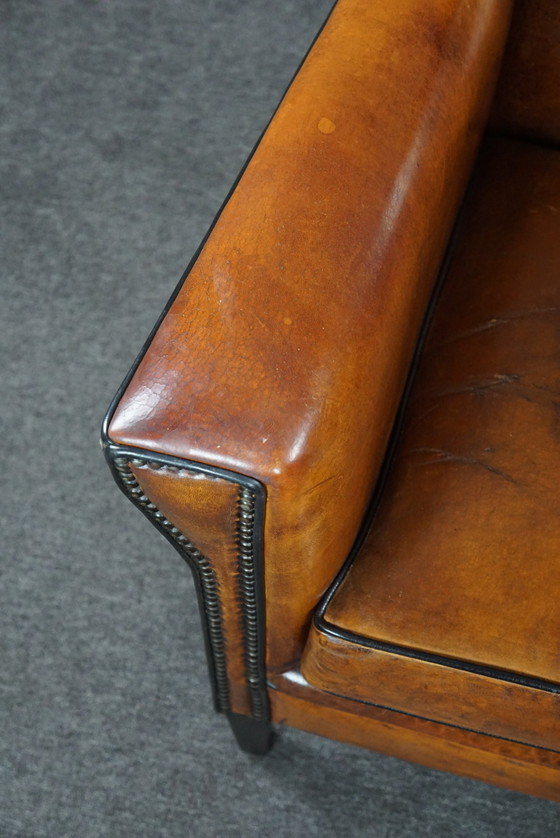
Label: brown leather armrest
xmin=106 ymin=0 xmax=512 ymax=678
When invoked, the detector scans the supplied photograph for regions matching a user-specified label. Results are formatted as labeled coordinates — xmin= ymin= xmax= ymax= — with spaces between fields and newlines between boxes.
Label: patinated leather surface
xmin=108 ymin=0 xmax=512 ymax=671
xmin=491 ymin=0 xmax=560 ymax=146
xmin=302 ymin=624 xmax=560 ymax=749
xmin=302 ymin=138 xmax=560 ymax=746
xmin=270 ymin=676 xmax=560 ymax=801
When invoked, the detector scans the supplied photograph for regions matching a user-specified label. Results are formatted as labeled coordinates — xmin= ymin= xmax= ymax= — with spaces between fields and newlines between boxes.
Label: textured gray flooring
xmin=1 ymin=1 xmax=559 ymax=836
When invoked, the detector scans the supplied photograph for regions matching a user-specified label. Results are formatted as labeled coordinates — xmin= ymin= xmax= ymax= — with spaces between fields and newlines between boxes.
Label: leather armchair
xmin=102 ymin=0 xmax=560 ymax=800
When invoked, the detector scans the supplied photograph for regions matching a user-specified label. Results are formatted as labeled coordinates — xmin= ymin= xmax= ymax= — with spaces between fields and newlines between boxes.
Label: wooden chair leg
xmin=228 ymin=713 xmax=274 ymax=756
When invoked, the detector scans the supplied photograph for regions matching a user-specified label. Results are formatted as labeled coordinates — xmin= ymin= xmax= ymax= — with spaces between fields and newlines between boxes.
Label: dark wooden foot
xmin=228 ymin=713 xmax=274 ymax=755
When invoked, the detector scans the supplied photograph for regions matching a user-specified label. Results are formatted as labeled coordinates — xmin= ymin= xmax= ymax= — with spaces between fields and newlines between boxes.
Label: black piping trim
xmin=315 ymin=619 xmax=560 ymax=695
xmin=104 ymin=443 xmax=269 ymax=721
xmin=266 ymin=680 xmax=560 ymax=756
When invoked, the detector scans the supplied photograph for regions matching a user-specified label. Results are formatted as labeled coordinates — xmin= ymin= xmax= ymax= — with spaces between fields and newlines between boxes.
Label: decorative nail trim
xmin=112 ymin=454 xmax=231 ymax=712
xmin=237 ymin=486 xmax=267 ymax=720
xmin=109 ymin=451 xmax=269 ymax=721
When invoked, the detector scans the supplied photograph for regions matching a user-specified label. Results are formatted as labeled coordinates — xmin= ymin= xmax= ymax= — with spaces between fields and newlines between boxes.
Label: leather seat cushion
xmin=301 ymin=137 xmax=560 ymax=751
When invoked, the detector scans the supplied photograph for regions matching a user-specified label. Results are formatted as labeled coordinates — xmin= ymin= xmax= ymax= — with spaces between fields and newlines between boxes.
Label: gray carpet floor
xmin=2 ymin=1 xmax=559 ymax=835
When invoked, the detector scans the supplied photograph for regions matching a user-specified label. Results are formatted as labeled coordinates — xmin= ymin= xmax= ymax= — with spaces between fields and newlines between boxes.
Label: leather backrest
xmin=491 ymin=0 xmax=560 ymax=147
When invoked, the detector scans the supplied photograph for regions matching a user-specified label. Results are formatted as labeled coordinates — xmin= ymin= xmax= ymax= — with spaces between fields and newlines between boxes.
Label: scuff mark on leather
xmin=429 ymin=307 xmax=558 ymax=350
xmin=301 ymin=474 xmax=340 ymax=496
xmin=407 ymin=447 xmax=518 ymax=484
xmin=417 ymin=373 xmax=521 ymax=401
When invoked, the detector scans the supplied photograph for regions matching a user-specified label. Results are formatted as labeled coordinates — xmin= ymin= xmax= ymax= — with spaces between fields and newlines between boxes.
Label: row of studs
xmin=237 ymin=487 xmax=267 ymax=720
xmin=112 ymin=455 xmax=231 ymax=713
